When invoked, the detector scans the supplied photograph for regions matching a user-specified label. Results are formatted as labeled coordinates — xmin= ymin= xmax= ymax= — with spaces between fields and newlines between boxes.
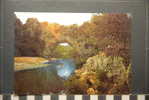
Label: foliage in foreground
xmin=64 ymin=52 xmax=131 ymax=94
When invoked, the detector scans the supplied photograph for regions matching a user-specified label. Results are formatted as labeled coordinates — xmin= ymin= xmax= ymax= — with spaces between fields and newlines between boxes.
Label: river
xmin=15 ymin=59 xmax=76 ymax=94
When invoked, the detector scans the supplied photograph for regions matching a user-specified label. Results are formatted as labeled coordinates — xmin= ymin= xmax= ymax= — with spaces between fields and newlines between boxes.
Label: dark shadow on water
xmin=15 ymin=59 xmax=76 ymax=95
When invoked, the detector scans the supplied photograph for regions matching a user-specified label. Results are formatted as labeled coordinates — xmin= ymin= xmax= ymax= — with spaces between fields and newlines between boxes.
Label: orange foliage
xmin=48 ymin=23 xmax=62 ymax=40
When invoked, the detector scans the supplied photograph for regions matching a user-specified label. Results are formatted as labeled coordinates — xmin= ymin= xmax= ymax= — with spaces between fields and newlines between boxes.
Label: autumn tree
xmin=15 ymin=16 xmax=23 ymax=56
xmin=91 ymin=13 xmax=131 ymax=65
xmin=15 ymin=17 xmax=45 ymax=57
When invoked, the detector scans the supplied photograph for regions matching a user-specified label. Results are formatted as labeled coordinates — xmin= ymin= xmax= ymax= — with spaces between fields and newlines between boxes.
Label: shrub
xmin=64 ymin=52 xmax=131 ymax=94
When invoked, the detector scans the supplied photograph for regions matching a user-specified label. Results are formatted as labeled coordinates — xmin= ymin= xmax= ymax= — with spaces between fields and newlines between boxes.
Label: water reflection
xmin=44 ymin=59 xmax=76 ymax=79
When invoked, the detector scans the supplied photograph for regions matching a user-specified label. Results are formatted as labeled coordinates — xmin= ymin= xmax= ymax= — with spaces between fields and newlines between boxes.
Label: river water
xmin=43 ymin=59 xmax=76 ymax=79
xmin=15 ymin=59 xmax=76 ymax=94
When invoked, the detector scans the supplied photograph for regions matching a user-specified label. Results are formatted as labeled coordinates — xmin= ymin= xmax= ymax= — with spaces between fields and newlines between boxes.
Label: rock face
xmin=15 ymin=59 xmax=76 ymax=95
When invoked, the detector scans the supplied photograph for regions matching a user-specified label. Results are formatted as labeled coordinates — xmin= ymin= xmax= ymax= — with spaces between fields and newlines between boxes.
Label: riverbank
xmin=15 ymin=57 xmax=51 ymax=71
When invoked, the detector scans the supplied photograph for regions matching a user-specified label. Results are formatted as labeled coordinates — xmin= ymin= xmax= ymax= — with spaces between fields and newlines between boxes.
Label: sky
xmin=15 ymin=12 xmax=95 ymax=25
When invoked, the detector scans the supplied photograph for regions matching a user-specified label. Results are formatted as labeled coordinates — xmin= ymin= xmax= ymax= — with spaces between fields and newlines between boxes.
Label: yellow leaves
xmin=67 ymin=68 xmax=100 ymax=94
xmin=48 ymin=23 xmax=62 ymax=39
xmin=65 ymin=53 xmax=131 ymax=94
xmin=87 ymin=88 xmax=97 ymax=94
xmin=100 ymin=52 xmax=106 ymax=56
xmin=106 ymin=72 xmax=113 ymax=78
xmin=74 ymin=69 xmax=80 ymax=73
xmin=89 ymin=78 xmax=96 ymax=85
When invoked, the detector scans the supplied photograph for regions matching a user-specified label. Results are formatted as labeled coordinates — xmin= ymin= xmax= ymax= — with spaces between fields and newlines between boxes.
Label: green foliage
xmin=54 ymin=45 xmax=74 ymax=59
xmin=83 ymin=52 xmax=125 ymax=73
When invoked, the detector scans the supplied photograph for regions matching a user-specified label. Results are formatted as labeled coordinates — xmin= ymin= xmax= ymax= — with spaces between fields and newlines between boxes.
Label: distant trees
xmin=15 ymin=13 xmax=131 ymax=66
xmin=15 ymin=18 xmax=45 ymax=57
xmin=60 ymin=14 xmax=131 ymax=67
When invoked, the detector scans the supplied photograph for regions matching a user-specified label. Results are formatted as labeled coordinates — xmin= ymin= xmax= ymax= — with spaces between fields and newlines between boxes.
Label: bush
xmin=64 ymin=52 xmax=131 ymax=94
